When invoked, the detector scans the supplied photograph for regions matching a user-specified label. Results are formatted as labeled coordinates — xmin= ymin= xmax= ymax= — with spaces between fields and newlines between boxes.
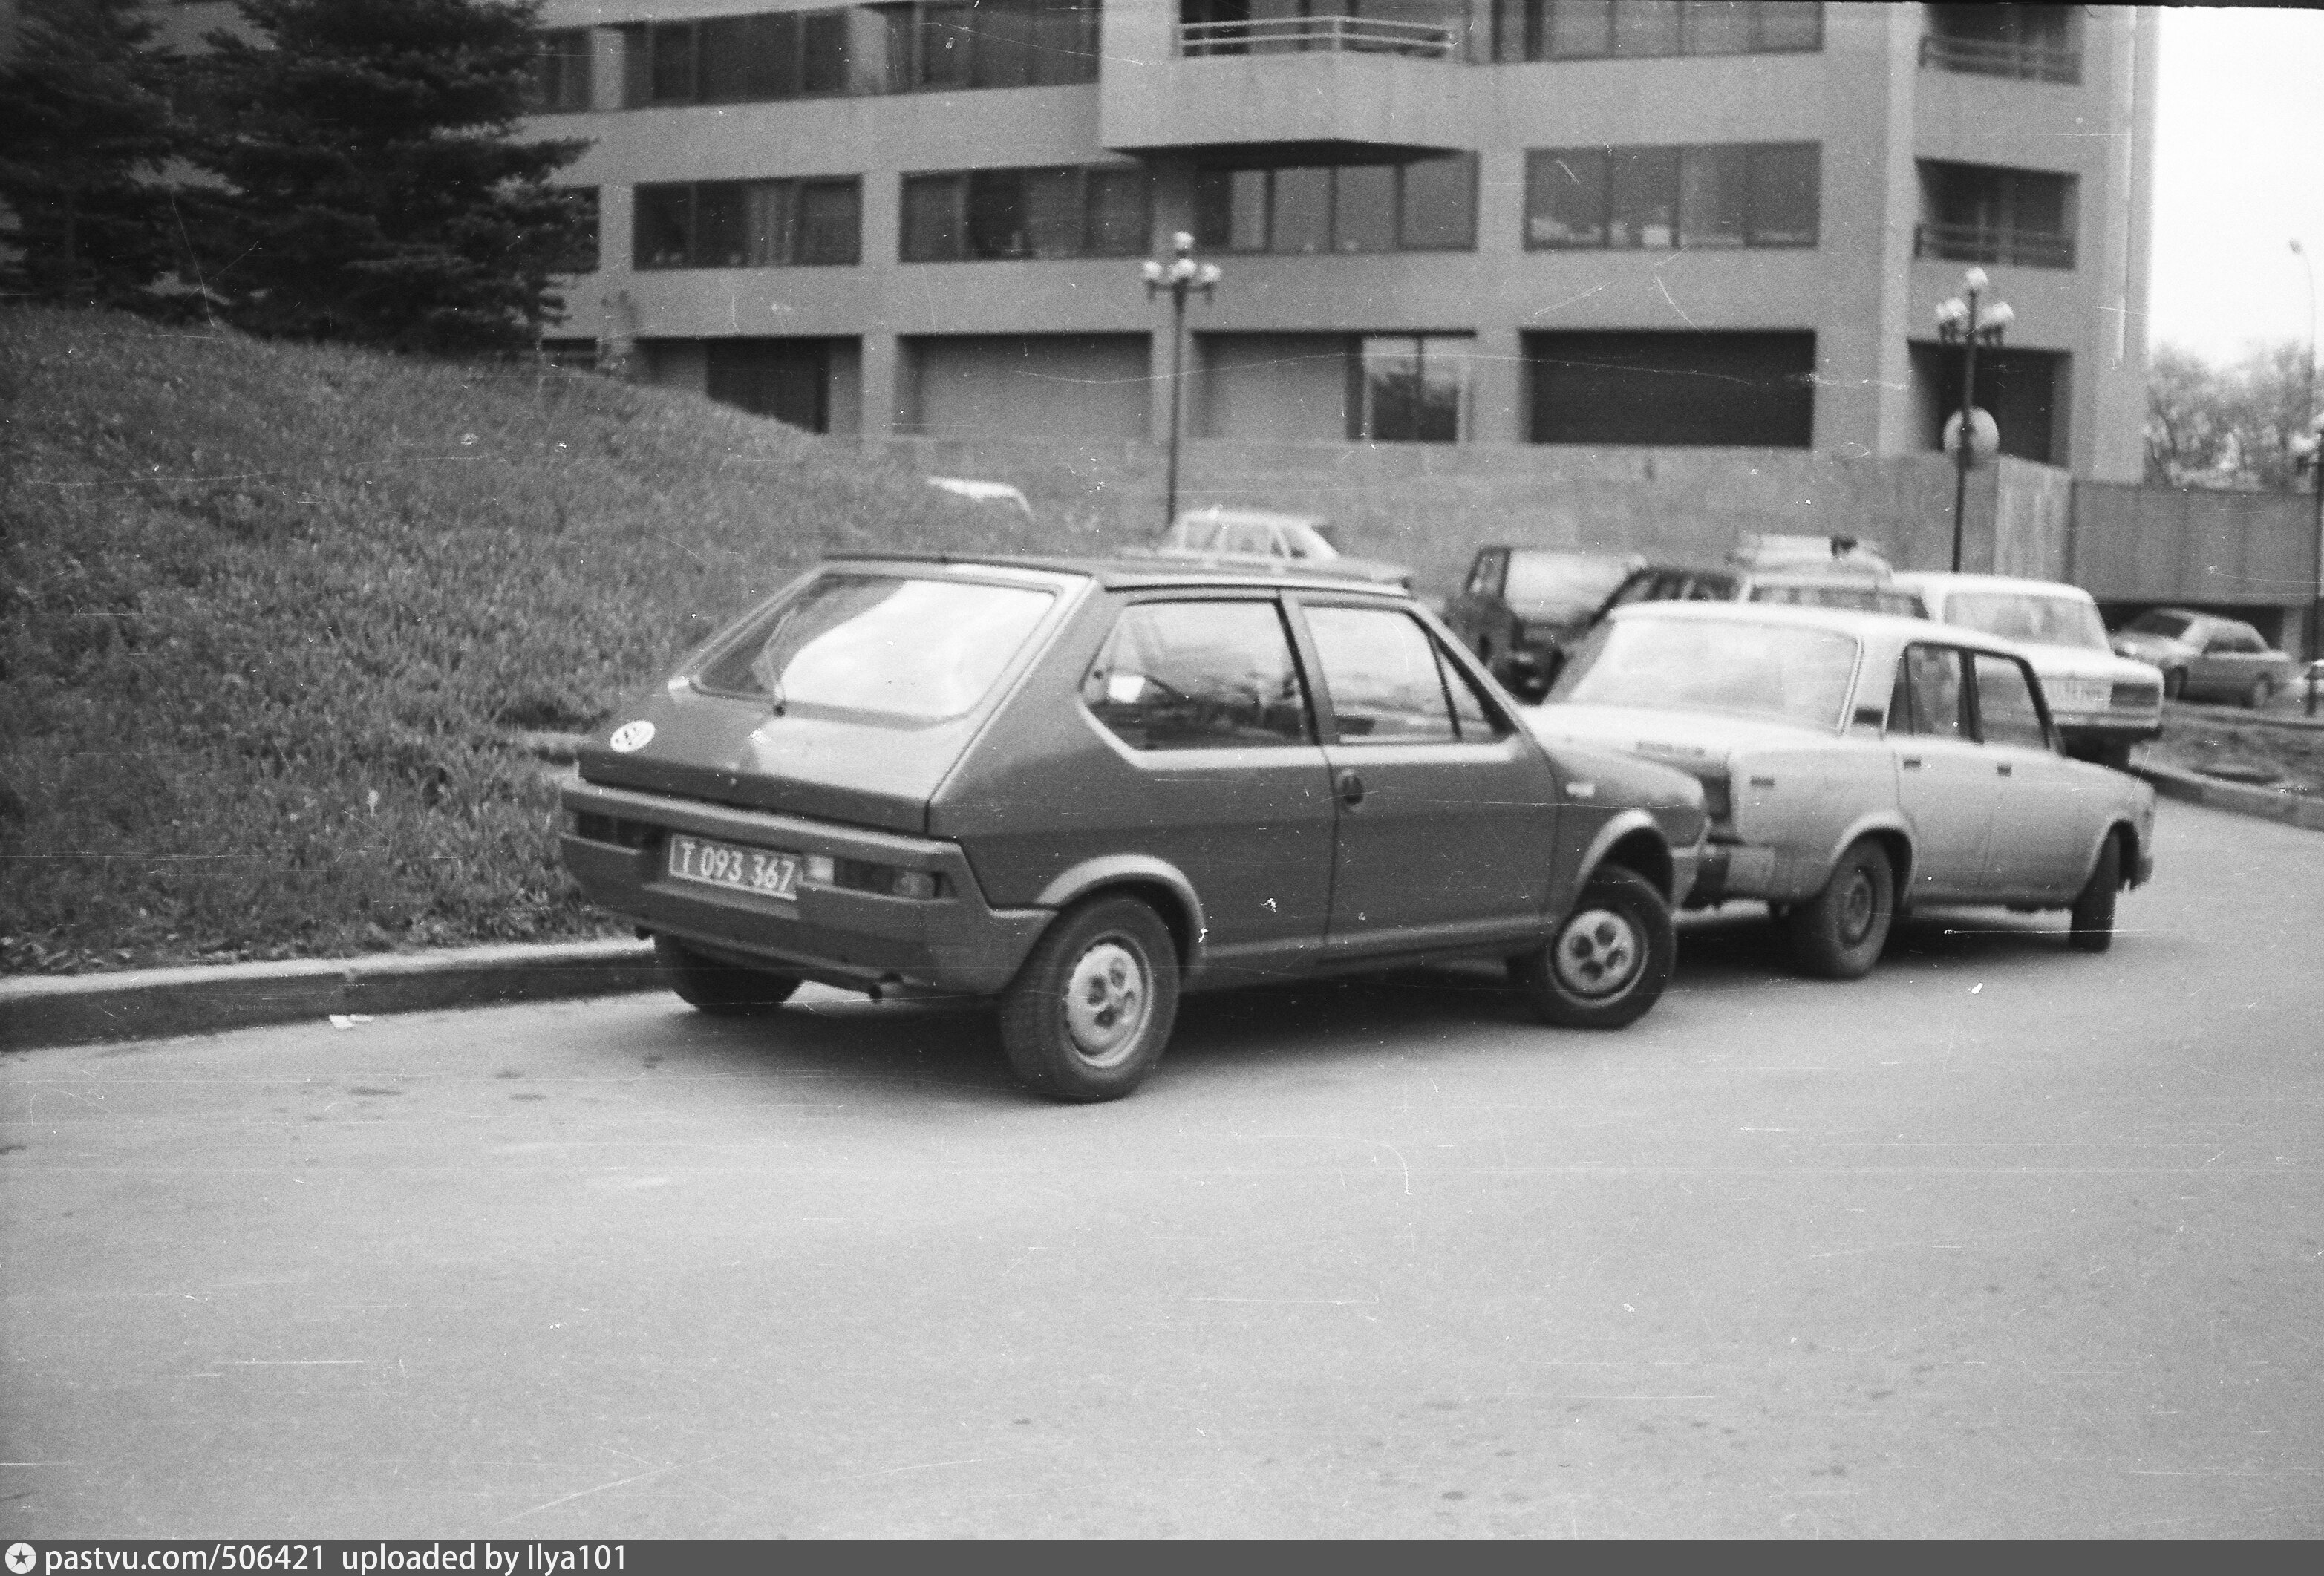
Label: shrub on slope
xmin=1 ymin=307 xmax=1050 ymax=972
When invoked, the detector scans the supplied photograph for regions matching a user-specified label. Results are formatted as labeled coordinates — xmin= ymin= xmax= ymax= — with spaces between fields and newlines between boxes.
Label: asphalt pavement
xmin=3 ymin=799 xmax=2319 ymax=1539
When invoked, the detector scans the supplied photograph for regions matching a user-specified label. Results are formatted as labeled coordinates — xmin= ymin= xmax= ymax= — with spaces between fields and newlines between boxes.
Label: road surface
xmin=4 ymin=800 xmax=2320 ymax=1537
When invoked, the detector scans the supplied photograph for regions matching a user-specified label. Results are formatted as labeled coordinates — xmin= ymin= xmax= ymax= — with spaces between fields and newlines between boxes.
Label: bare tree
xmin=2147 ymin=339 xmax=2320 ymax=491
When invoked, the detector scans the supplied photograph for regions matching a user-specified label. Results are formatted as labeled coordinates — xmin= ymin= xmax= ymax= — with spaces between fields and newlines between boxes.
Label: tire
xmin=1786 ymin=837 xmax=1896 ymax=980
xmin=2068 ymin=831 xmax=2121 ymax=954
xmin=2245 ymin=675 xmax=2274 ymax=710
xmin=2162 ymin=668 xmax=2187 ymax=701
xmin=653 ymin=935 xmax=802 ymax=1015
xmin=1509 ymin=866 xmax=1674 ymax=1029
xmin=999 ymin=896 xmax=1180 ymax=1102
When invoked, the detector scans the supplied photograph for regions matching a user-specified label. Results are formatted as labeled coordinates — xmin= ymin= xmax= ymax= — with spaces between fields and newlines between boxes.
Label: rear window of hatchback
xmin=696 ymin=573 xmax=1057 ymax=722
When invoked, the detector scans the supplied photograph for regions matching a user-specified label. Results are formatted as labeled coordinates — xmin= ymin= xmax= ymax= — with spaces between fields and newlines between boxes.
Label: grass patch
xmin=1 ymin=306 xmax=1071 ymax=974
xmin=2141 ymin=702 xmax=2324 ymax=800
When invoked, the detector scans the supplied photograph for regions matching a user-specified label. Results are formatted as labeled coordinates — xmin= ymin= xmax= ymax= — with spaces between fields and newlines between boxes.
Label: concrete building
xmin=504 ymin=1 xmax=2154 ymax=483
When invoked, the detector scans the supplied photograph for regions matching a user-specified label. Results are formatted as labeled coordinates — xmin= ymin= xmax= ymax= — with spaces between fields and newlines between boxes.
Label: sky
xmin=2148 ymin=4 xmax=2324 ymax=366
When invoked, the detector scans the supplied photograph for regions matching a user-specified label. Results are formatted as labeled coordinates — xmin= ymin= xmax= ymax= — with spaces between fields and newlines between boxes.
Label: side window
xmin=1221 ymin=523 xmax=1271 ymax=555
xmin=1467 ymin=549 xmax=1508 ymax=598
xmin=1437 ymin=644 xmax=1510 ymax=739
xmin=1972 ymin=653 xmax=2049 ymax=750
xmin=1889 ymin=644 xmax=1969 ymax=739
xmin=1081 ymin=600 xmax=1313 ymax=751
xmin=1303 ymin=605 xmax=1458 ymax=743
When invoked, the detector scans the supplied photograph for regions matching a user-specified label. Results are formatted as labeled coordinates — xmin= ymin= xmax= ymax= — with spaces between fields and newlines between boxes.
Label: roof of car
xmin=1605 ymin=595 xmax=2027 ymax=655
xmin=1888 ymin=571 xmax=2101 ymax=601
xmin=1169 ymin=505 xmax=1329 ymax=530
xmin=821 ymin=549 xmax=1411 ymax=597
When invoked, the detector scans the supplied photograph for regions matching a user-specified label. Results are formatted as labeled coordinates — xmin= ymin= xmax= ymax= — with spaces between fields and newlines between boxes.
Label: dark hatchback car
xmin=560 ymin=554 xmax=1710 ymax=1102
xmin=1440 ymin=547 xmax=1642 ymax=700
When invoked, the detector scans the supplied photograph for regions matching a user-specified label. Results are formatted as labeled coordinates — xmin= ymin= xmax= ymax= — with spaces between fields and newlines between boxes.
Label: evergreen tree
xmin=185 ymin=0 xmax=588 ymax=353
xmin=0 ymin=0 xmax=184 ymax=307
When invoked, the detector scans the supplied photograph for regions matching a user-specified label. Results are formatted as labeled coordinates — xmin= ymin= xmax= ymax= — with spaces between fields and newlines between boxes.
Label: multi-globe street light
xmin=1935 ymin=266 xmax=2015 ymax=575
xmin=1142 ymin=231 xmax=1221 ymax=530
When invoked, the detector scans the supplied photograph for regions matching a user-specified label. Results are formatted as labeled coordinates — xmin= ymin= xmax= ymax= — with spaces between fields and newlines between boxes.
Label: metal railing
xmin=1919 ymin=33 xmax=2081 ymax=85
xmin=1915 ymin=222 xmax=2075 ymax=269
xmin=1178 ymin=16 xmax=1459 ymax=59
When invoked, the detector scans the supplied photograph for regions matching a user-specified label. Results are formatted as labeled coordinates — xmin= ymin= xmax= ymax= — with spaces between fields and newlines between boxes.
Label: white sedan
xmin=1528 ymin=601 xmax=2158 ymax=978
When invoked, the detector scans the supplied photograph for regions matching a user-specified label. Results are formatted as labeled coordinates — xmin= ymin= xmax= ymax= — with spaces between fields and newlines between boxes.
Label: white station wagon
xmin=1529 ymin=601 xmax=2158 ymax=978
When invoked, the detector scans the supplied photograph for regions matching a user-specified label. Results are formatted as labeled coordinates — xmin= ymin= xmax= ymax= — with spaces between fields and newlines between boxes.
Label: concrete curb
xmin=2132 ymin=760 xmax=2324 ymax=834
xmin=1 ymin=938 xmax=662 ymax=1052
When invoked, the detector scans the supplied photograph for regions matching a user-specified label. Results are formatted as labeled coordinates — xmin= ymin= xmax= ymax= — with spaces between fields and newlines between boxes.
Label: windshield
xmin=1285 ymin=524 xmax=1342 ymax=561
xmin=1550 ymin=616 xmax=1862 ymax=731
xmin=696 ymin=574 xmax=1055 ymax=722
xmin=1503 ymin=552 xmax=1635 ymax=616
xmin=1941 ymin=591 xmax=2110 ymax=651
xmin=2126 ymin=610 xmax=2193 ymax=639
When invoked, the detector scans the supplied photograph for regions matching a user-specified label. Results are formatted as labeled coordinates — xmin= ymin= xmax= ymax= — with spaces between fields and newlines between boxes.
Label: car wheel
xmin=2245 ymin=675 xmax=2275 ymax=710
xmin=2068 ymin=832 xmax=2121 ymax=954
xmin=653 ymin=935 xmax=802 ymax=1015
xmin=999 ymin=895 xmax=1180 ymax=1102
xmin=1786 ymin=838 xmax=1895 ymax=980
xmin=2162 ymin=668 xmax=2186 ymax=701
xmin=1510 ymin=867 xmax=1674 ymax=1029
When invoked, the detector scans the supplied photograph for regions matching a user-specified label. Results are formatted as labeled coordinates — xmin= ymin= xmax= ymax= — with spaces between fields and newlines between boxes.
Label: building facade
xmin=498 ymin=1 xmax=2156 ymax=483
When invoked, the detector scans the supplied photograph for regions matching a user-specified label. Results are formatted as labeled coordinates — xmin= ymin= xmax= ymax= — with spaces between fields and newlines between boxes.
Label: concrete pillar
xmin=861 ymin=331 xmax=901 ymax=437
xmin=1466 ymin=324 xmax=1524 ymax=445
xmin=1811 ymin=4 xmax=1920 ymax=459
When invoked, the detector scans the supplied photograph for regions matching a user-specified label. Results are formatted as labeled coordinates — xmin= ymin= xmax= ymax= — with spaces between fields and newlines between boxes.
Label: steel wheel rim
xmin=1553 ymin=906 xmax=1642 ymax=999
xmin=1837 ymin=867 xmax=1878 ymax=946
xmin=1062 ymin=937 xmax=1151 ymax=1067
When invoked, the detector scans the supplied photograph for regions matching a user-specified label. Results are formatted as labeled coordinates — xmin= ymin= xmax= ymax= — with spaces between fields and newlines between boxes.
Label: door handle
xmin=1996 ymin=762 xmax=2013 ymax=776
xmin=1336 ymin=768 xmax=1366 ymax=808
xmin=1901 ymin=756 xmax=1925 ymax=769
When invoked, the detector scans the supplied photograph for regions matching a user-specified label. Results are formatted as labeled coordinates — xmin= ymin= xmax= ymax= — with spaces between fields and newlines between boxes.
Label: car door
xmin=1450 ymin=548 xmax=1511 ymax=661
xmin=1970 ymin=651 xmax=2089 ymax=897
xmin=1292 ymin=598 xmax=1557 ymax=952
xmin=1077 ymin=595 xmax=1337 ymax=976
xmin=1886 ymin=643 xmax=1996 ymax=900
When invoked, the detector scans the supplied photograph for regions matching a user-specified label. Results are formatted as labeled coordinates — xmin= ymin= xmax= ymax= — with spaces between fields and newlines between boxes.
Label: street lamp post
xmin=1143 ymin=231 xmax=1221 ymax=530
xmin=1935 ymin=267 xmax=2014 ymax=574
xmin=2294 ymin=240 xmax=2320 ymax=675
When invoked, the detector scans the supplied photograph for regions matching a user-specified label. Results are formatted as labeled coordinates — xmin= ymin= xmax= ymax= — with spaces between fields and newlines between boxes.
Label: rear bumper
xmin=558 ymin=779 xmax=1051 ymax=997
xmin=2054 ymin=713 xmax=2161 ymax=746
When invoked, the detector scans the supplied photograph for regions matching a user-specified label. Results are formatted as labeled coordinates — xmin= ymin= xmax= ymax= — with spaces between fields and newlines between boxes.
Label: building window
xmin=1492 ymin=0 xmax=1820 ymax=62
xmin=634 ymin=179 xmax=863 ymax=269
xmin=1525 ymin=143 xmax=1818 ymax=249
xmin=1360 ymin=336 xmax=1469 ymax=443
xmin=1920 ymin=4 xmax=2079 ymax=84
xmin=621 ymin=2 xmax=1097 ymax=106
xmin=1528 ymin=331 xmax=1818 ymax=447
xmin=900 ymin=166 xmax=1151 ymax=261
xmin=549 ymin=188 xmax=599 ymax=273
xmin=529 ymin=27 xmax=595 ymax=112
xmin=1192 ymin=156 xmax=1478 ymax=255
xmin=1915 ymin=160 xmax=2075 ymax=269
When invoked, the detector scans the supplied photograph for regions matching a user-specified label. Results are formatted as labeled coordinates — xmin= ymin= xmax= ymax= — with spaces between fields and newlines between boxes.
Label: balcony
xmin=1178 ymin=15 xmax=1460 ymax=59
xmin=1918 ymin=33 xmax=2080 ymax=85
xmin=1101 ymin=13 xmax=1469 ymax=157
xmin=1914 ymin=222 xmax=2075 ymax=271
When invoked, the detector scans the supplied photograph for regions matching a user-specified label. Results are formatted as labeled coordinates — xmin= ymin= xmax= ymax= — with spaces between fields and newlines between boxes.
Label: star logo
xmin=6 ymin=1543 xmax=37 ymax=1575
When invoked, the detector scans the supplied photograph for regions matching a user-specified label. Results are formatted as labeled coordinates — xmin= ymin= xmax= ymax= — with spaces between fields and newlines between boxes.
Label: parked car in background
xmin=1595 ymin=536 xmax=1926 ymax=624
xmin=1440 ymin=547 xmax=1642 ymax=699
xmin=927 ymin=476 xmax=1035 ymax=520
xmin=1891 ymin=572 xmax=2162 ymax=767
xmin=561 ymin=553 xmax=1707 ymax=1102
xmin=2107 ymin=608 xmax=2299 ymax=707
xmin=1527 ymin=601 xmax=2157 ymax=980
xmin=1145 ymin=506 xmax=1416 ymax=589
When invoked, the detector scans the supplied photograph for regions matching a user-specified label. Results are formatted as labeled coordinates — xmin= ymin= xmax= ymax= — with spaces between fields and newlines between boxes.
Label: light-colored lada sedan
xmin=1527 ymin=601 xmax=2158 ymax=979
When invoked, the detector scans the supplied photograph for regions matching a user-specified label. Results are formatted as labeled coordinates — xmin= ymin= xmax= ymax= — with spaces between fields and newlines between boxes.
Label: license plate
xmin=2050 ymin=678 xmax=2109 ymax=713
xmin=666 ymin=834 xmax=800 ymax=900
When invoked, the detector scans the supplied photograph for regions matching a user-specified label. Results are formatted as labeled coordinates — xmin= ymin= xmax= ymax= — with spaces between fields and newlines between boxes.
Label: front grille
xmin=571 ymin=811 xmax=659 ymax=850
xmin=2111 ymin=681 xmax=2161 ymax=710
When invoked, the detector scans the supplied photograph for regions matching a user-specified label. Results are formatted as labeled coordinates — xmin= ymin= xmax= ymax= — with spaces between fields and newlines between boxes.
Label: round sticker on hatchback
xmin=608 ymin=721 xmax=655 ymax=753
